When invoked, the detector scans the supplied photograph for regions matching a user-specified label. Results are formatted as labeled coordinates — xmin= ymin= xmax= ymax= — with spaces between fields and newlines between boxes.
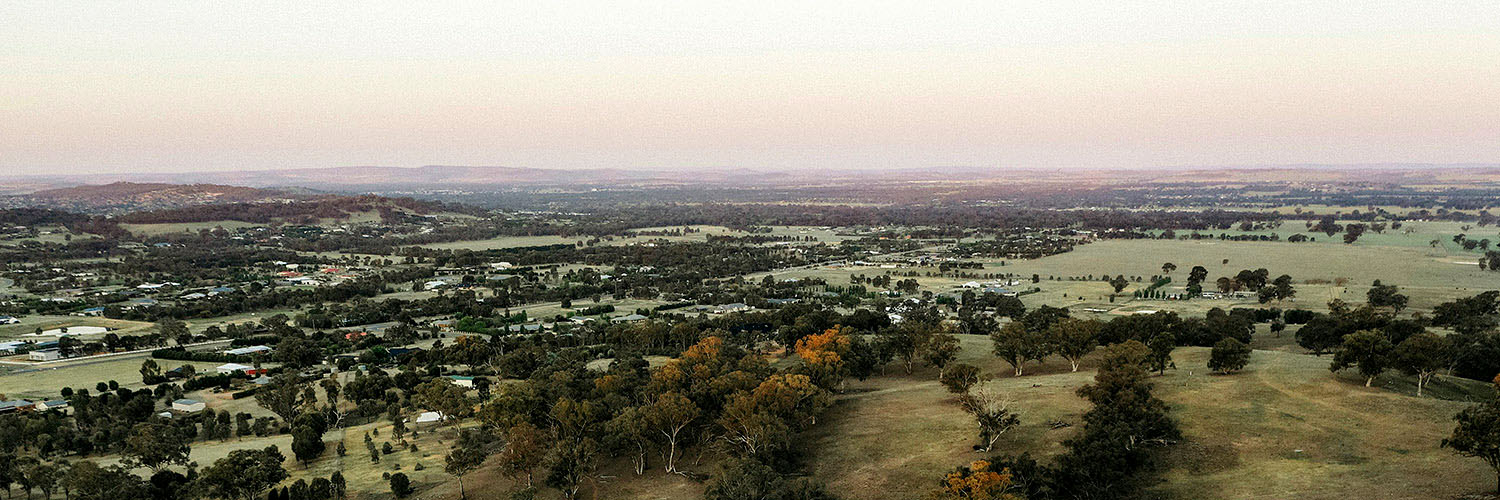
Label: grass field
xmin=801 ymin=337 xmax=1494 ymax=500
xmin=387 ymin=332 xmax=1497 ymax=500
xmin=0 ymin=315 xmax=157 ymax=340
xmin=0 ymin=356 xmax=225 ymax=400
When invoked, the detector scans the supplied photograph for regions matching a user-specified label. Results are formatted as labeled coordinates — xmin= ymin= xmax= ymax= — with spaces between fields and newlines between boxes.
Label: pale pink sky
xmin=3 ymin=1 xmax=1499 ymax=175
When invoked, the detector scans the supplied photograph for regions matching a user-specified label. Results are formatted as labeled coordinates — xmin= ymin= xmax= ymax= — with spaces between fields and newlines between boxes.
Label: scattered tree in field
xmin=940 ymin=363 xmax=983 ymax=395
xmin=196 ymin=446 xmax=288 ymax=500
xmin=1145 ymin=331 xmax=1177 ymax=375
xmin=1186 ymin=265 xmax=1209 ymax=296
xmin=991 ymin=322 xmax=1050 ymax=376
xmin=388 ymin=472 xmax=413 ymax=498
xmin=1208 ymin=337 xmax=1251 ymax=374
xmin=1444 ymin=384 xmax=1500 ymax=493
xmin=1330 ymin=329 xmax=1394 ymax=387
xmin=960 ymin=383 xmax=1021 ymax=452
xmin=446 ymin=429 xmax=497 ymax=500
xmin=139 ymin=359 xmax=161 ymax=384
xmin=255 ymin=373 xmax=308 ymax=423
xmin=122 ymin=422 xmax=190 ymax=472
xmin=291 ymin=424 xmax=325 ymax=465
xmin=1162 ymin=262 xmax=1177 ymax=275
xmin=1047 ymin=318 xmax=1101 ymax=372
xmin=1367 ymin=280 xmax=1409 ymax=311
xmin=1395 ymin=332 xmax=1449 ymax=397
xmin=1110 ymin=275 xmax=1129 ymax=294
xmin=1052 ymin=340 xmax=1180 ymax=498
xmin=159 ymin=318 xmax=189 ymax=346
xmin=924 ymin=333 xmax=961 ymax=377
xmin=885 ymin=322 xmax=937 ymax=375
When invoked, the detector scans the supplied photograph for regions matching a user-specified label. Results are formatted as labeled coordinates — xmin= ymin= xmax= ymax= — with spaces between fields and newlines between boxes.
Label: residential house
xmin=448 ymin=375 xmax=476 ymax=388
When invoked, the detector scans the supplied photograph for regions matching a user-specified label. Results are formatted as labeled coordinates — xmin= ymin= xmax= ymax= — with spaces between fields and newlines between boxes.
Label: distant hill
xmin=17 ymin=182 xmax=294 ymax=213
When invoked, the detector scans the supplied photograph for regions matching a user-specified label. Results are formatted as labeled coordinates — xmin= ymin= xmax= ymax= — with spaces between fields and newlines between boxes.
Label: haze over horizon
xmin=4 ymin=1 xmax=1500 ymax=176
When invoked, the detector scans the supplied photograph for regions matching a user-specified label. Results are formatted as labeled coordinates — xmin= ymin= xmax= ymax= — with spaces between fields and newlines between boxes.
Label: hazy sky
xmin=3 ymin=1 xmax=1499 ymax=175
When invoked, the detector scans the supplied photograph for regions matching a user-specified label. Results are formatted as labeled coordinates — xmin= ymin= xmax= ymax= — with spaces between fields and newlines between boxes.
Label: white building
xmin=225 ymin=345 xmax=272 ymax=356
xmin=29 ymin=349 xmax=61 ymax=361
xmin=216 ymin=363 xmax=254 ymax=374
xmin=171 ymin=399 xmax=205 ymax=413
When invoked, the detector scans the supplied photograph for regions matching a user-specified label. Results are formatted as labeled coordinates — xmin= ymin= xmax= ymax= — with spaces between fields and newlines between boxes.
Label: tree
xmin=123 ymin=422 xmax=191 ymax=472
xmin=704 ymin=459 xmax=837 ymax=500
xmin=446 ymin=429 xmax=496 ymax=500
xmin=274 ymin=336 xmax=323 ymax=369
xmin=924 ymin=333 xmax=961 ymax=378
xmin=24 ymin=462 xmax=59 ymax=500
xmin=291 ymin=425 xmax=325 ymax=465
xmin=255 ymin=373 xmax=308 ymax=423
xmin=196 ymin=446 xmax=288 ymax=500
xmin=1367 ymin=280 xmax=1408 ymax=311
xmin=960 ymin=382 xmax=1021 ymax=452
xmin=1207 ymin=337 xmax=1251 ymax=374
xmin=415 ymin=378 xmax=471 ymax=423
xmin=604 ymin=407 xmax=652 ymax=475
xmin=991 ymin=322 xmax=1049 ymax=376
xmin=543 ymin=438 xmax=599 ymax=500
xmin=388 ymin=472 xmax=413 ymax=498
xmin=1161 ymin=262 xmax=1177 ymax=275
xmin=883 ymin=322 xmax=935 ymax=375
xmin=1186 ymin=265 xmax=1209 ymax=296
xmin=1330 ymin=329 xmax=1394 ymax=387
xmin=1445 ymin=386 xmax=1500 ymax=493
xmin=795 ymin=326 xmax=852 ymax=388
xmin=940 ymin=363 xmax=983 ymax=395
xmin=159 ymin=318 xmax=189 ymax=346
xmin=640 ymin=392 xmax=698 ymax=474
xmin=1047 ymin=318 xmax=1101 ymax=372
xmin=497 ymin=422 xmax=548 ymax=489
xmin=140 ymin=359 xmax=161 ymax=384
xmin=1394 ymin=332 xmax=1448 ymax=397
xmin=1145 ymin=330 xmax=1177 ymax=375
xmin=1053 ymin=340 xmax=1180 ymax=499
xmin=62 ymin=461 xmax=147 ymax=500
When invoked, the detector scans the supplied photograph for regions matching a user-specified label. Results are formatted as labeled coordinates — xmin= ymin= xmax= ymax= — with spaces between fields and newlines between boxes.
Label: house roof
xmin=172 ymin=399 xmax=201 ymax=406
xmin=225 ymin=345 xmax=272 ymax=355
